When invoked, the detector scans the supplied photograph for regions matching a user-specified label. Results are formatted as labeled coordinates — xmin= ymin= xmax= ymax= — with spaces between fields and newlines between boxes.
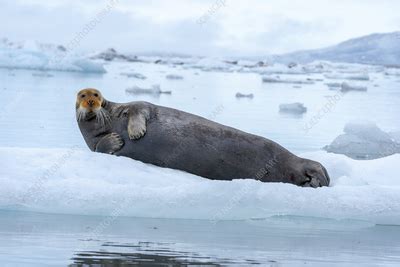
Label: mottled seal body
xmin=76 ymin=89 xmax=330 ymax=187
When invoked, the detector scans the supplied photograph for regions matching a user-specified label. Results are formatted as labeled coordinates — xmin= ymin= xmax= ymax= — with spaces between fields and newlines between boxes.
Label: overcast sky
xmin=1 ymin=0 xmax=399 ymax=56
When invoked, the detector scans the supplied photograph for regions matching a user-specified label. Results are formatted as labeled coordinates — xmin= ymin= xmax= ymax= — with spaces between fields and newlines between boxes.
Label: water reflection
xmin=70 ymin=241 xmax=264 ymax=266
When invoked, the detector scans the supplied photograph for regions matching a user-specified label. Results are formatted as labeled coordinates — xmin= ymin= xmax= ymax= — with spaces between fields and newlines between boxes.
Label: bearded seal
xmin=76 ymin=88 xmax=330 ymax=187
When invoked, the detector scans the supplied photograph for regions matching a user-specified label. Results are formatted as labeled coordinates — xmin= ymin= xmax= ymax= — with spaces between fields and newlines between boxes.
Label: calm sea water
xmin=0 ymin=210 xmax=399 ymax=266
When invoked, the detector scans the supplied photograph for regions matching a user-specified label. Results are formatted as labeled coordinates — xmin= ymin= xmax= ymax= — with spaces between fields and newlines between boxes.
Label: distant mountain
xmin=274 ymin=32 xmax=400 ymax=66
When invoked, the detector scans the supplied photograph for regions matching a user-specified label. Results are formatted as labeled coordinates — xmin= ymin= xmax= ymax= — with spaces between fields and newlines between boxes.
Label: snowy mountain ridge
xmin=273 ymin=31 xmax=400 ymax=66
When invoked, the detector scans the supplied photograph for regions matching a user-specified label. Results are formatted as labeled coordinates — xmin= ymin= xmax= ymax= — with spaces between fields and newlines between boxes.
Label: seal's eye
xmin=81 ymin=94 xmax=85 ymax=98
xmin=94 ymin=93 xmax=98 ymax=97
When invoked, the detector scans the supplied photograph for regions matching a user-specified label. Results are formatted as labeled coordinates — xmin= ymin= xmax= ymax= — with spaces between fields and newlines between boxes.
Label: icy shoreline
xmin=1 ymin=147 xmax=399 ymax=225
xmin=0 ymin=39 xmax=106 ymax=73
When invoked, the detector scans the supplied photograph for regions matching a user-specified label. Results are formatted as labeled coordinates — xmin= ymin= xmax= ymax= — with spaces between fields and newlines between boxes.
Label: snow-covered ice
xmin=1 ymin=147 xmax=400 ymax=225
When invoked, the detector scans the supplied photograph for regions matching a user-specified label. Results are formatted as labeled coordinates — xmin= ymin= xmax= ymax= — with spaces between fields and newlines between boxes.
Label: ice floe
xmin=1 ymin=147 xmax=400 ymax=225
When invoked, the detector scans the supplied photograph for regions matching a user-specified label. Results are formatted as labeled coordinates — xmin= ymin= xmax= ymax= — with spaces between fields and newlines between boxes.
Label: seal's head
xmin=295 ymin=158 xmax=330 ymax=187
xmin=76 ymin=88 xmax=109 ymax=125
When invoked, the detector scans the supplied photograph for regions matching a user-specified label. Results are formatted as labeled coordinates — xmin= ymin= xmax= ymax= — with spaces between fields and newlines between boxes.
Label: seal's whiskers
xmin=76 ymin=108 xmax=86 ymax=122
xmin=96 ymin=108 xmax=111 ymax=128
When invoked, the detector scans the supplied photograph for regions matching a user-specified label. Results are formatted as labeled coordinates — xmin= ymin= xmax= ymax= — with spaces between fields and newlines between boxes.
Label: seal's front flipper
xmin=95 ymin=132 xmax=124 ymax=154
xmin=128 ymin=111 xmax=148 ymax=140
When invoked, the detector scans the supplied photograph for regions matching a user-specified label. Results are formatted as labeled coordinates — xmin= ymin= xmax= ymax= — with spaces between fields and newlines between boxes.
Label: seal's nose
xmin=303 ymin=163 xmax=330 ymax=188
xmin=87 ymin=99 xmax=95 ymax=107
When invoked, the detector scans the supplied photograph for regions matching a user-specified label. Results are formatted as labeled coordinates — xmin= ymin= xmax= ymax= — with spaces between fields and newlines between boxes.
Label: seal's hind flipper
xmin=95 ymin=132 xmax=124 ymax=154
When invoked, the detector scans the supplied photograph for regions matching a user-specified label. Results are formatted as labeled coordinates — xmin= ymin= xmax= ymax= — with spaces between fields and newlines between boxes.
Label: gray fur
xmin=77 ymin=100 xmax=330 ymax=187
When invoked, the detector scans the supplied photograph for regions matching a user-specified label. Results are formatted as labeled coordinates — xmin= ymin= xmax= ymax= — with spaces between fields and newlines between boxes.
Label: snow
xmin=0 ymin=39 xmax=106 ymax=73
xmin=273 ymin=32 xmax=400 ymax=66
xmin=1 ymin=147 xmax=399 ymax=225
xmin=279 ymin=103 xmax=307 ymax=114
xmin=324 ymin=122 xmax=400 ymax=159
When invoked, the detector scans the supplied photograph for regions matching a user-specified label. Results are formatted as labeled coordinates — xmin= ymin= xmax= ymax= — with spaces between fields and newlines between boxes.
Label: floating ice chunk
xmin=125 ymin=84 xmax=171 ymax=95
xmin=235 ymin=92 xmax=254 ymax=99
xmin=324 ymin=73 xmax=370 ymax=81
xmin=341 ymin=82 xmax=367 ymax=92
xmin=262 ymin=76 xmax=314 ymax=85
xmin=324 ymin=122 xmax=400 ymax=160
xmin=279 ymin=103 xmax=307 ymax=114
xmin=165 ymin=74 xmax=184 ymax=80
xmin=120 ymin=72 xmax=147 ymax=79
